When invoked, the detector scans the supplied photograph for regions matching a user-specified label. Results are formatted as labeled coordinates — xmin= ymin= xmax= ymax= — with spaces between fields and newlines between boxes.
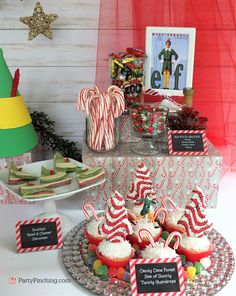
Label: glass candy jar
xmin=129 ymin=103 xmax=169 ymax=155
xmin=86 ymin=117 xmax=120 ymax=153
xmin=109 ymin=48 xmax=146 ymax=107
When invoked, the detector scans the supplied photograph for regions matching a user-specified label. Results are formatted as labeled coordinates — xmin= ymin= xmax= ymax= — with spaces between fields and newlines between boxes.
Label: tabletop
xmin=0 ymin=172 xmax=236 ymax=296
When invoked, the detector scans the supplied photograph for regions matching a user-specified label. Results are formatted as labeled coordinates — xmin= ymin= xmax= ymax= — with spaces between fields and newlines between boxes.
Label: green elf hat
xmin=0 ymin=48 xmax=38 ymax=157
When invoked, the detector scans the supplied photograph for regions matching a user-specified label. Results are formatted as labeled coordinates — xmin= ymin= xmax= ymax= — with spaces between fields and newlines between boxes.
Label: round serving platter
xmin=62 ymin=217 xmax=235 ymax=296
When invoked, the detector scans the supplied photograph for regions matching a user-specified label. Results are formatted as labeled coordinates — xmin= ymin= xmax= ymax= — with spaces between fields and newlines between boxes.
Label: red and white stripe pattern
xmin=168 ymin=130 xmax=208 ymax=156
xmin=144 ymin=88 xmax=161 ymax=96
xmin=99 ymin=191 xmax=132 ymax=242
xmin=130 ymin=257 xmax=185 ymax=296
xmin=127 ymin=162 xmax=156 ymax=206
xmin=16 ymin=217 xmax=62 ymax=253
xmin=177 ymin=186 xmax=213 ymax=237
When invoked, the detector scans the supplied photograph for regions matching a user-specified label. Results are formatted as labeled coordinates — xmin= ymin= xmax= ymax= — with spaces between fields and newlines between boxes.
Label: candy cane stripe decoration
xmin=82 ymin=203 xmax=98 ymax=221
xmin=138 ymin=229 xmax=155 ymax=248
xmin=164 ymin=231 xmax=182 ymax=250
xmin=99 ymin=191 xmax=132 ymax=242
xmin=168 ymin=130 xmax=208 ymax=156
xmin=153 ymin=207 xmax=168 ymax=224
xmin=130 ymin=257 xmax=186 ymax=296
xmin=15 ymin=217 xmax=62 ymax=253
xmin=77 ymin=85 xmax=125 ymax=152
xmin=161 ymin=196 xmax=178 ymax=212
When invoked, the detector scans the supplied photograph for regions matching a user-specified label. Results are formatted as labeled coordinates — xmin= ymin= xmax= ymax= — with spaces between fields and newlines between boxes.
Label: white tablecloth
xmin=0 ymin=172 xmax=236 ymax=296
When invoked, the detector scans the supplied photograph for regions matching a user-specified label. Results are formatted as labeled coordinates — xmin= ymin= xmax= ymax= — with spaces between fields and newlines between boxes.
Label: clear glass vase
xmin=109 ymin=50 xmax=146 ymax=107
xmin=86 ymin=117 xmax=120 ymax=153
xmin=129 ymin=103 xmax=169 ymax=155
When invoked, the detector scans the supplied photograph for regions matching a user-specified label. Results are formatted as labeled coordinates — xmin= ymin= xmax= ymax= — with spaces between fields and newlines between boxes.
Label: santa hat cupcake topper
xmin=177 ymin=187 xmax=213 ymax=238
xmin=99 ymin=191 xmax=132 ymax=243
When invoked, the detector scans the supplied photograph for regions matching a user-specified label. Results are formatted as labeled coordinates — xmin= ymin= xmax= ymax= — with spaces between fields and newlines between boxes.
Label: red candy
xmin=116 ymin=267 xmax=125 ymax=280
xmin=108 ymin=267 xmax=118 ymax=278
xmin=88 ymin=243 xmax=97 ymax=252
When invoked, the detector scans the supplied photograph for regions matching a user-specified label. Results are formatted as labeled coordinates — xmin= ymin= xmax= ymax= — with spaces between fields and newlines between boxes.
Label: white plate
xmin=0 ymin=158 xmax=105 ymax=202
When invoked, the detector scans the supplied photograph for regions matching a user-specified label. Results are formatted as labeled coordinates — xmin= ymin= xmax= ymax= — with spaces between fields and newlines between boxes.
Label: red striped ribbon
xmin=15 ymin=217 xmax=62 ymax=253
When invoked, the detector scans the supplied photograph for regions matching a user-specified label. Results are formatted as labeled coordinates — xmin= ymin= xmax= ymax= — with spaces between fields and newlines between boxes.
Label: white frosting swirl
xmin=87 ymin=217 xmax=105 ymax=237
xmin=142 ymin=242 xmax=178 ymax=259
xmin=132 ymin=219 xmax=161 ymax=238
xmin=98 ymin=239 xmax=132 ymax=258
xmin=165 ymin=210 xmax=184 ymax=225
xmin=180 ymin=234 xmax=210 ymax=251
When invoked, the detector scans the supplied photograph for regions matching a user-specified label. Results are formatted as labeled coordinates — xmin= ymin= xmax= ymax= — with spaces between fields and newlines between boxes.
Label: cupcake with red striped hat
xmin=126 ymin=162 xmax=157 ymax=220
xmin=82 ymin=203 xmax=105 ymax=245
xmin=176 ymin=186 xmax=213 ymax=262
xmin=127 ymin=206 xmax=167 ymax=249
xmin=96 ymin=191 xmax=134 ymax=267
xmin=162 ymin=196 xmax=185 ymax=234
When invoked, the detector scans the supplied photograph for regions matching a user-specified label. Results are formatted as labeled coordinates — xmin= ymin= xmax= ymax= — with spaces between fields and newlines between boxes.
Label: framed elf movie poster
xmin=145 ymin=27 xmax=196 ymax=96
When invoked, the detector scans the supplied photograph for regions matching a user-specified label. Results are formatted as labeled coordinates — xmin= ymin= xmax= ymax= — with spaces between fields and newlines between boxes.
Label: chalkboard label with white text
xmin=20 ymin=222 xmax=58 ymax=248
xmin=16 ymin=217 xmax=62 ymax=253
xmin=168 ymin=130 xmax=208 ymax=156
xmin=135 ymin=262 xmax=180 ymax=293
xmin=129 ymin=258 xmax=186 ymax=295
xmin=171 ymin=133 xmax=203 ymax=152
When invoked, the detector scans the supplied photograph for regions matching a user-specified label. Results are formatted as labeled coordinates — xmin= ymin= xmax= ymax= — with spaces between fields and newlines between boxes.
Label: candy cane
xmin=77 ymin=85 xmax=125 ymax=152
xmin=153 ymin=207 xmax=167 ymax=224
xmin=161 ymin=196 xmax=178 ymax=212
xmin=138 ymin=229 xmax=155 ymax=248
xmin=164 ymin=231 xmax=182 ymax=250
xmin=82 ymin=203 xmax=98 ymax=221
xmin=127 ymin=209 xmax=137 ymax=221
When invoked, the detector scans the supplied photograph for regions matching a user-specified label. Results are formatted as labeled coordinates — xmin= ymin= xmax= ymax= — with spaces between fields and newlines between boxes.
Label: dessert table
xmin=0 ymin=172 xmax=235 ymax=296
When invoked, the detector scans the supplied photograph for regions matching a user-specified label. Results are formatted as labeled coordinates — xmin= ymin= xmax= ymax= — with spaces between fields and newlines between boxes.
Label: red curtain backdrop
xmin=96 ymin=0 xmax=236 ymax=171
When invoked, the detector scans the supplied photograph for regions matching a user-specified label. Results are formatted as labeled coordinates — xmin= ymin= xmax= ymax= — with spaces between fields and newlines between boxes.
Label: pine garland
xmin=30 ymin=111 xmax=82 ymax=161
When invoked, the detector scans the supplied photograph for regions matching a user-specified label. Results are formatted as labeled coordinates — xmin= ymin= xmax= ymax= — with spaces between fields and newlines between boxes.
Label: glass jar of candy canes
xmin=77 ymin=85 xmax=125 ymax=153
xmin=86 ymin=117 xmax=120 ymax=152
xmin=109 ymin=48 xmax=146 ymax=108
xmin=129 ymin=103 xmax=169 ymax=155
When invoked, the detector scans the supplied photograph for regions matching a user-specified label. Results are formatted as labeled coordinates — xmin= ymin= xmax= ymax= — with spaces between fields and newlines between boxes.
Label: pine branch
xmin=30 ymin=111 xmax=82 ymax=162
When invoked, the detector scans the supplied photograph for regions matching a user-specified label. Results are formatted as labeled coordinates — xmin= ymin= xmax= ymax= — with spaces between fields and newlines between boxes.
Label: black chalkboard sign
xmin=168 ymin=130 xmax=208 ymax=156
xmin=16 ymin=217 xmax=62 ymax=252
xmin=130 ymin=258 xmax=185 ymax=295
xmin=20 ymin=222 xmax=58 ymax=248
xmin=135 ymin=263 xmax=180 ymax=293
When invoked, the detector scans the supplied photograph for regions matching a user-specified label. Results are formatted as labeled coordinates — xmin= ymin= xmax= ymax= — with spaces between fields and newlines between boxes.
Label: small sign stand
xmin=15 ymin=217 xmax=62 ymax=253
xmin=168 ymin=130 xmax=208 ymax=156
xmin=130 ymin=257 xmax=186 ymax=296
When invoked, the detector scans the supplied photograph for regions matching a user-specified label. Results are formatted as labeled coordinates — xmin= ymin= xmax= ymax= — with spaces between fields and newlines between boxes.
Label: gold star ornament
xmin=20 ymin=2 xmax=58 ymax=40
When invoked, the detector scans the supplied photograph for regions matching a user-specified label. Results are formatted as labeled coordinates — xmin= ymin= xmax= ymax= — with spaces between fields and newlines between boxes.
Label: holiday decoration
xmin=127 ymin=162 xmax=156 ymax=206
xmin=109 ymin=48 xmax=146 ymax=106
xmin=20 ymin=2 xmax=58 ymax=40
xmin=0 ymin=48 xmax=38 ymax=157
xmin=30 ymin=111 xmax=82 ymax=161
xmin=136 ymin=197 xmax=156 ymax=216
xmin=168 ymin=106 xmax=208 ymax=131
xmin=77 ymin=85 xmax=125 ymax=152
xmin=177 ymin=187 xmax=213 ymax=237
xmin=83 ymin=141 xmax=222 ymax=209
xmin=99 ymin=191 xmax=132 ymax=242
